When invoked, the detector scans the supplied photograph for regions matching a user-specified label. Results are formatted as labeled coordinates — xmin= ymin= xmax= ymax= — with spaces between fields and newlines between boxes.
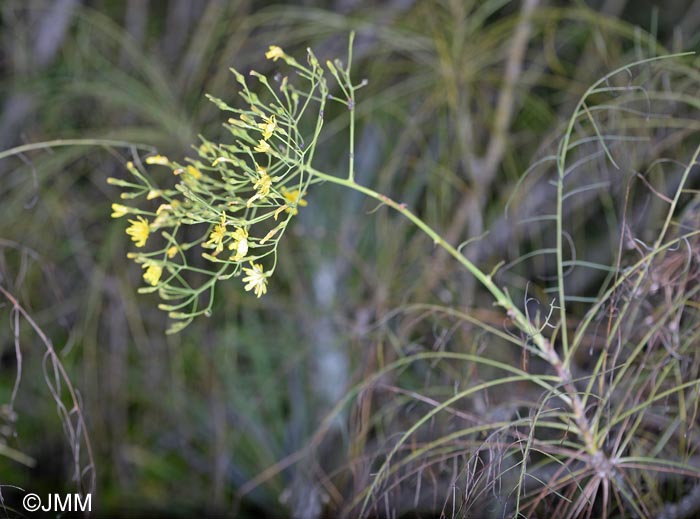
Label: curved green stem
xmin=304 ymin=165 xmax=598 ymax=456
xmin=0 ymin=138 xmax=155 ymax=161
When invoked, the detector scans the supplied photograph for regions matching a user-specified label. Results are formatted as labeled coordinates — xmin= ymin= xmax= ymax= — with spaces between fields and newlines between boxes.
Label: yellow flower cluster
xmin=110 ymin=41 xmax=323 ymax=329
xmin=201 ymin=214 xmax=252 ymax=263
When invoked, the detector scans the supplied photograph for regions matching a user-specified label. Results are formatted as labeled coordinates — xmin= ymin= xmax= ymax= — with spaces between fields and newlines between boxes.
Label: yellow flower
xmin=142 ymin=262 xmax=163 ymax=286
xmin=204 ymin=213 xmax=227 ymax=254
xmin=186 ymin=165 xmax=202 ymax=180
xmin=258 ymin=114 xmax=277 ymax=140
xmin=126 ymin=216 xmax=150 ymax=248
xmin=242 ymin=262 xmax=268 ymax=298
xmin=247 ymin=167 xmax=273 ymax=207
xmin=146 ymin=190 xmax=162 ymax=200
xmin=265 ymin=45 xmax=285 ymax=61
xmin=254 ymin=139 xmax=272 ymax=154
xmin=254 ymin=169 xmax=272 ymax=197
xmin=199 ymin=142 xmax=215 ymax=155
xmin=166 ymin=246 xmax=178 ymax=258
xmin=111 ymin=203 xmax=130 ymax=218
xmin=228 ymin=227 xmax=249 ymax=261
xmin=281 ymin=187 xmax=308 ymax=215
xmin=145 ymin=155 xmax=170 ymax=165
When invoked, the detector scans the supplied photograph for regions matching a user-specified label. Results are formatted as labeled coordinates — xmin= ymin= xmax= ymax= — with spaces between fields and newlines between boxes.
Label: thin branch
xmin=0 ymin=285 xmax=96 ymax=496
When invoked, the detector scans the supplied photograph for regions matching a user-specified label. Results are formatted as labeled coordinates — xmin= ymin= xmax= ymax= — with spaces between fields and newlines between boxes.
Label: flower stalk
xmin=111 ymin=34 xmax=599 ymax=456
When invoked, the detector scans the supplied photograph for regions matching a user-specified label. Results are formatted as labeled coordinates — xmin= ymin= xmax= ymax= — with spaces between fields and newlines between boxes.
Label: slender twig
xmin=0 ymin=285 xmax=96 ymax=495
xmin=0 ymin=138 xmax=155 ymax=162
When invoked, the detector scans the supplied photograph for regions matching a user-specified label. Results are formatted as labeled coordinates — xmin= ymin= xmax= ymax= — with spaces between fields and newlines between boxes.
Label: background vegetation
xmin=1 ymin=0 xmax=700 ymax=517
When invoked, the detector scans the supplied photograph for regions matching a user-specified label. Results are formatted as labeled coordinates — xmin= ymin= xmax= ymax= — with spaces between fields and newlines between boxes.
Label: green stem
xmin=0 ymin=138 xmax=155 ymax=161
xmin=309 ymin=168 xmax=505 ymax=309
xmin=346 ymin=31 xmax=357 ymax=182
xmin=305 ymin=164 xmax=598 ymax=455
xmin=348 ymin=93 xmax=355 ymax=182
xmin=556 ymin=164 xmax=569 ymax=358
